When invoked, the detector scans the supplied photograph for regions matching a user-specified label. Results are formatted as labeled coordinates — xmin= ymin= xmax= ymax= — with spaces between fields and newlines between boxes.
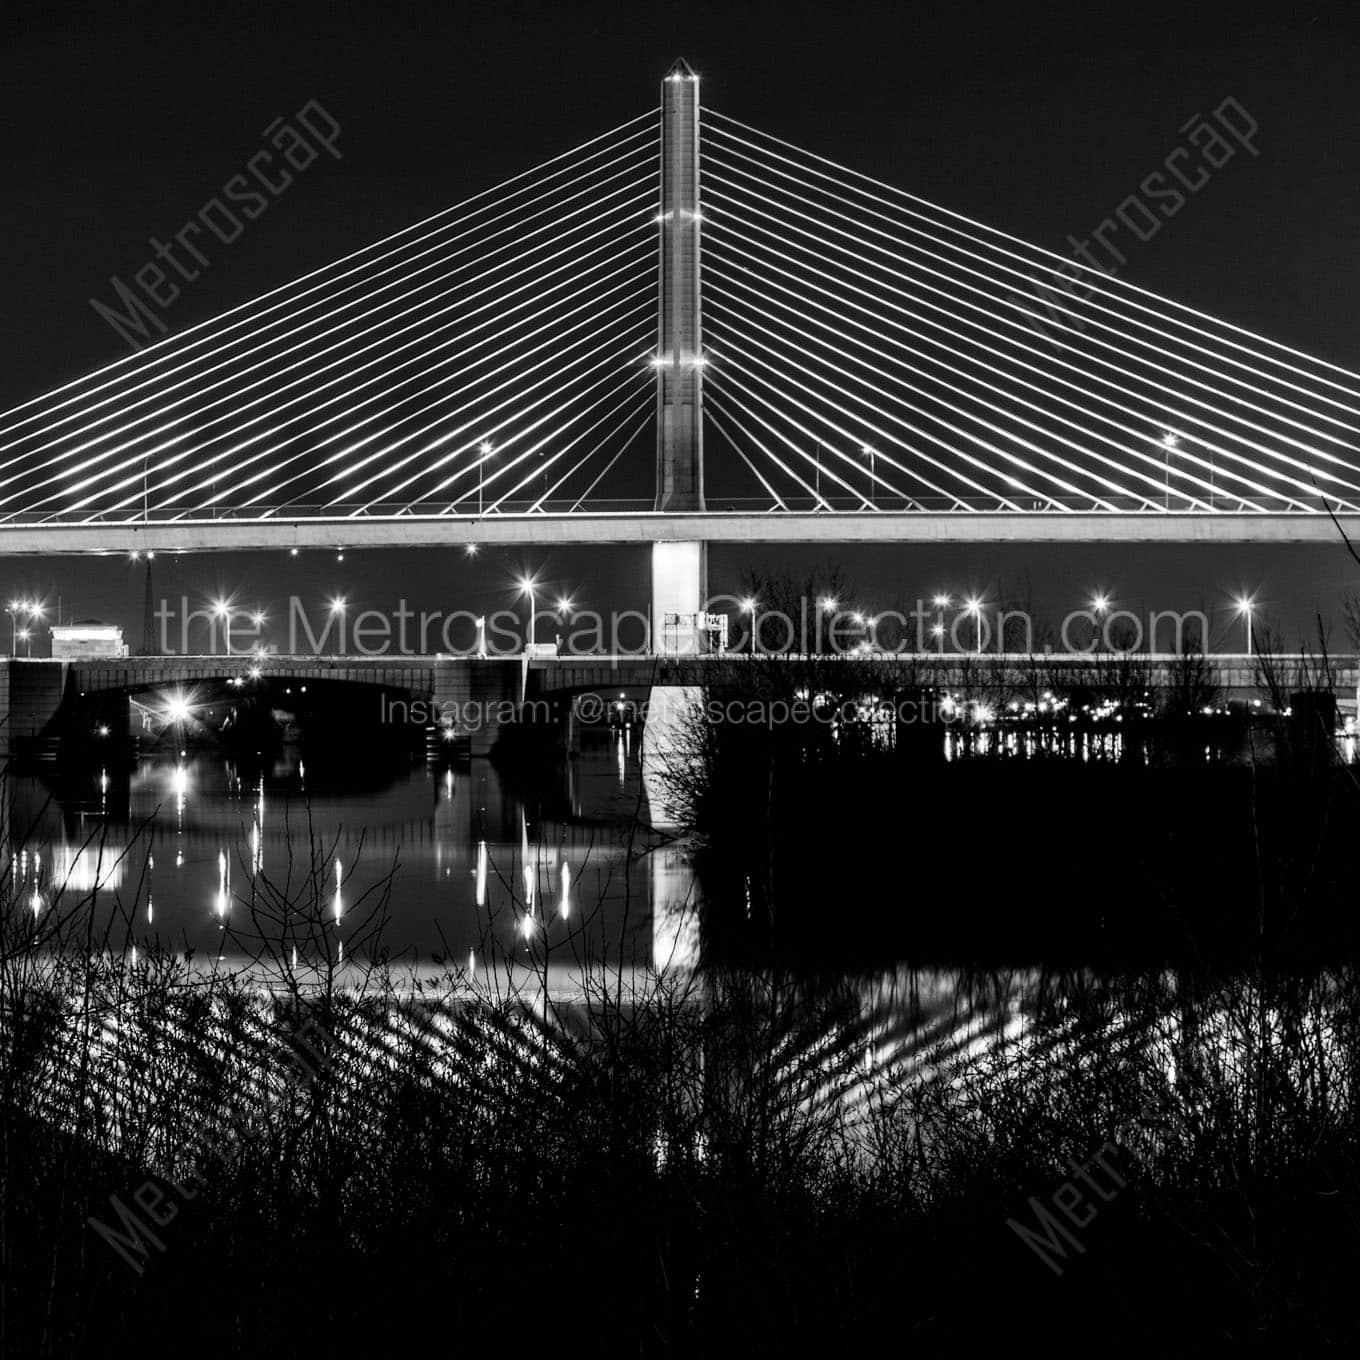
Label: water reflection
xmin=9 ymin=736 xmax=689 ymax=974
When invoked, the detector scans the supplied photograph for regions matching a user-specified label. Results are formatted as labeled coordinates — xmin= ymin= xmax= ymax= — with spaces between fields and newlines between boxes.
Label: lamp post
xmin=817 ymin=596 xmax=837 ymax=654
xmin=1091 ymin=592 xmax=1110 ymax=651
xmin=814 ymin=441 xmax=823 ymax=510
xmin=932 ymin=594 xmax=950 ymax=653
xmin=518 ymin=576 xmax=538 ymax=652
xmin=212 ymin=599 xmax=233 ymax=656
xmin=328 ymin=596 xmax=347 ymax=657
xmin=740 ymin=596 xmax=757 ymax=654
xmin=478 ymin=440 xmax=494 ymax=518
xmin=1161 ymin=432 xmax=1179 ymax=510
xmin=965 ymin=597 xmax=983 ymax=655
xmin=862 ymin=444 xmax=877 ymax=508
xmin=1235 ymin=595 xmax=1255 ymax=655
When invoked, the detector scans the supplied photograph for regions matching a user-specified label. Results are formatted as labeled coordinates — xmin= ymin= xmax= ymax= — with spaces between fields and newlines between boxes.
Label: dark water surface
xmin=9 ymin=733 xmax=697 ymax=977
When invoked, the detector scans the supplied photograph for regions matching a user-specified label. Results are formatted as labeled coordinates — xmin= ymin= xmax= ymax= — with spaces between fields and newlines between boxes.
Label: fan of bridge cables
xmin=0 ymin=113 xmax=661 ymax=523
xmin=699 ymin=110 xmax=1360 ymax=514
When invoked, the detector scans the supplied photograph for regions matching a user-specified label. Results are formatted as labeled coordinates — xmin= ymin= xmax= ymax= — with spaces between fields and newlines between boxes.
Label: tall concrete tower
xmin=651 ymin=59 xmax=708 ymax=654
xmin=655 ymin=58 xmax=704 ymax=512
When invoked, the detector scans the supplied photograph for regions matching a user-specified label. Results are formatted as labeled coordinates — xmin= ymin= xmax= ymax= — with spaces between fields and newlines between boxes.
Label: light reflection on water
xmin=9 ymin=736 xmax=676 ymax=970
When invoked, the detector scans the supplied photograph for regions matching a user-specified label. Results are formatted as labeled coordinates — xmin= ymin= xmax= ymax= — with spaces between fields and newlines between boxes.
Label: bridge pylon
xmin=656 ymin=58 xmax=704 ymax=512
xmin=652 ymin=59 xmax=708 ymax=654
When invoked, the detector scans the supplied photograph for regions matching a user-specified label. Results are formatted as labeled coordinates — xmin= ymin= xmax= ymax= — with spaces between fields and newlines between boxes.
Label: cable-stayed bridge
xmin=1 ymin=59 xmax=1358 ymax=573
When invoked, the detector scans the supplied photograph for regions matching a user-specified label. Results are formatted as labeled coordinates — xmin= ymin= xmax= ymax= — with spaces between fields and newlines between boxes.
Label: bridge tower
xmin=652 ymin=58 xmax=707 ymax=653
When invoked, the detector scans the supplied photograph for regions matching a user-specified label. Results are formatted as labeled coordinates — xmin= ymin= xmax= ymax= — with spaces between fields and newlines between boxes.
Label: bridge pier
xmin=0 ymin=660 xmax=68 ymax=756
xmin=432 ymin=658 xmax=521 ymax=757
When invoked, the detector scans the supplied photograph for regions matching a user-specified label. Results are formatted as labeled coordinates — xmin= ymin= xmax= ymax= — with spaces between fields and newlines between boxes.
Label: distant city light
xmin=932 ymin=593 xmax=950 ymax=609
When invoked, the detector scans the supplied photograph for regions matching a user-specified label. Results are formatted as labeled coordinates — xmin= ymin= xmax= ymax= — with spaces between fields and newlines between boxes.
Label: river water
xmin=9 ymin=732 xmax=699 ymax=984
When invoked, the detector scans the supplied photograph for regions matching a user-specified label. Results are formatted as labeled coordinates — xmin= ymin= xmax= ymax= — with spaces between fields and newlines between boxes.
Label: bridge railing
xmin=0 ymin=495 xmax=1336 ymax=525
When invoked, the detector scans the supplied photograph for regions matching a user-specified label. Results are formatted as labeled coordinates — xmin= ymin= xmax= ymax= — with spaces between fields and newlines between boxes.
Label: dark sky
xmin=2 ymin=0 xmax=1358 ymax=648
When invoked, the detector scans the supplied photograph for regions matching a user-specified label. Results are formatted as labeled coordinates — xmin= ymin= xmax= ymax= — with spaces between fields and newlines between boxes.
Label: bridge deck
xmin=0 ymin=511 xmax=1357 ymax=553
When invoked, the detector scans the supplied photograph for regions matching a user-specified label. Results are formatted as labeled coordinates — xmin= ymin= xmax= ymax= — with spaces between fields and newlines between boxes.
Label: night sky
xmin=2 ymin=0 xmax=1358 ymax=648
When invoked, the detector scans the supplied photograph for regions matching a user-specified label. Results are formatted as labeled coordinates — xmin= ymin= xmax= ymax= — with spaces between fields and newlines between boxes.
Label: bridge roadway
xmin=0 ymin=651 xmax=1350 ymax=758
xmin=0 ymin=510 xmax=1357 ymax=554
xmin=12 ymin=650 xmax=1347 ymax=694
xmin=531 ymin=651 xmax=1357 ymax=703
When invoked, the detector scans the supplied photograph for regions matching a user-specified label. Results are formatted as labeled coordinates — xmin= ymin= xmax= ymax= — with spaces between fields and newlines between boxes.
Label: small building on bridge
xmin=50 ymin=620 xmax=128 ymax=660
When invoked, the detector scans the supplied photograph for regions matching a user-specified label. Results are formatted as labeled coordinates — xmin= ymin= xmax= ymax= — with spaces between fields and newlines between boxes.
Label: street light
xmin=1235 ymin=595 xmax=1255 ymax=655
xmin=965 ymin=596 xmax=984 ymax=655
xmin=17 ymin=628 xmax=30 ymax=658
xmin=7 ymin=600 xmax=41 ymax=656
xmin=1161 ymin=432 xmax=1179 ymax=510
xmin=518 ymin=575 xmax=538 ymax=651
xmin=932 ymin=593 xmax=950 ymax=652
xmin=931 ymin=621 xmax=945 ymax=654
xmin=327 ymin=596 xmax=347 ymax=657
xmin=739 ymin=596 xmax=758 ymax=653
xmin=478 ymin=440 xmax=494 ymax=517
xmin=861 ymin=444 xmax=877 ymax=508
xmin=212 ymin=598 xmax=234 ymax=655
xmin=818 ymin=596 xmax=837 ymax=614
xmin=1090 ymin=592 xmax=1111 ymax=651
